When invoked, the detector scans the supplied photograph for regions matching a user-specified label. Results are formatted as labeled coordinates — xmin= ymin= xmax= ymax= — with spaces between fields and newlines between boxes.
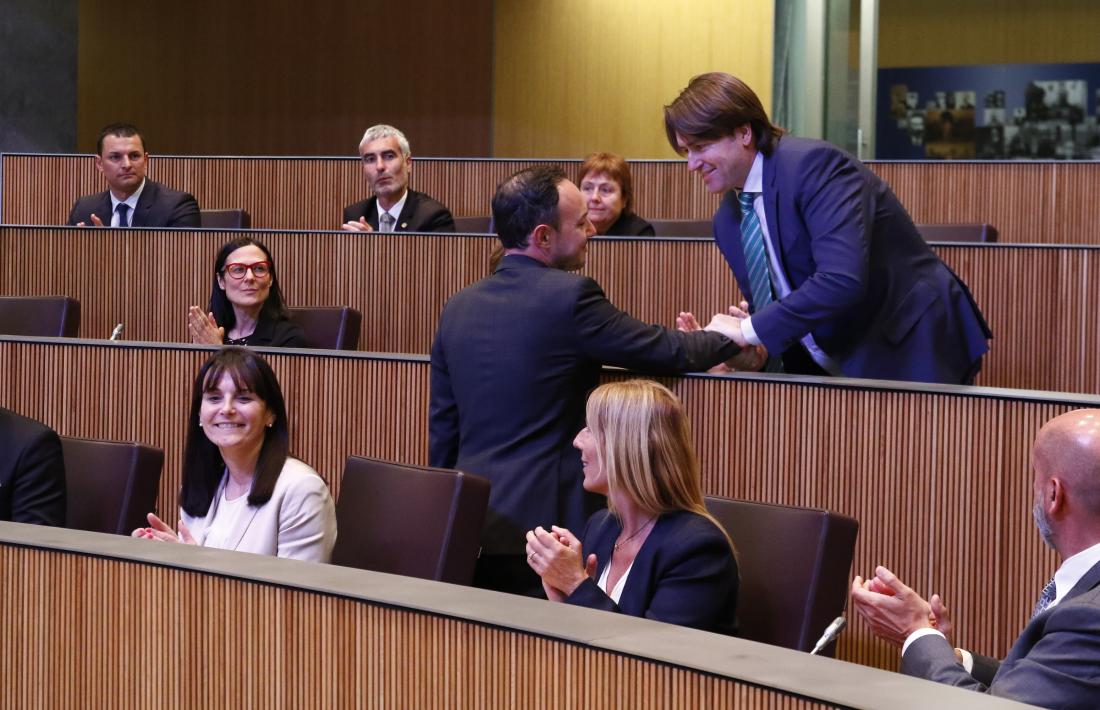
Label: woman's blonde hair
xmin=585 ymin=379 xmax=733 ymax=548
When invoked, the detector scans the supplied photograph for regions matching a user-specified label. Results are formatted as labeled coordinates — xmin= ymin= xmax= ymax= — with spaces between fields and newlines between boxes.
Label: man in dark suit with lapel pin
xmin=852 ymin=408 xmax=1100 ymax=708
xmin=67 ymin=123 xmax=201 ymax=228
xmin=664 ymin=73 xmax=991 ymax=384
xmin=341 ymin=124 xmax=455 ymax=233
xmin=0 ymin=407 xmax=66 ymax=526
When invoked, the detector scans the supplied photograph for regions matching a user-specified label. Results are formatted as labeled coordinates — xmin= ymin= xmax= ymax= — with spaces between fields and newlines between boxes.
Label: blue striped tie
xmin=1031 ymin=576 xmax=1057 ymax=619
xmin=738 ymin=191 xmax=773 ymax=310
xmin=738 ymin=191 xmax=783 ymax=373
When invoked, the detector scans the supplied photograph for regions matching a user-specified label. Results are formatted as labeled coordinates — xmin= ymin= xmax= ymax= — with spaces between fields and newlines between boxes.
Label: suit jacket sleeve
xmin=420 ymin=203 xmax=455 ymax=232
xmin=10 ymin=427 xmax=67 ymax=526
xmin=428 ymin=327 xmax=459 ymax=468
xmin=572 ymin=278 xmax=739 ymax=372
xmin=275 ymin=471 xmax=336 ymax=562
xmin=167 ymin=192 xmax=201 ymax=228
xmin=752 ymin=146 xmax=873 ymax=354
xmin=269 ymin=318 xmax=307 ymax=347
xmin=565 ymin=521 xmax=737 ymax=630
xmin=903 ymin=602 xmax=1100 ymax=706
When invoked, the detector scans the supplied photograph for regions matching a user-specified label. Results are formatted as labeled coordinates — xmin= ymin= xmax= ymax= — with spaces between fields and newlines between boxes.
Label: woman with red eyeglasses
xmin=187 ymin=237 xmax=306 ymax=347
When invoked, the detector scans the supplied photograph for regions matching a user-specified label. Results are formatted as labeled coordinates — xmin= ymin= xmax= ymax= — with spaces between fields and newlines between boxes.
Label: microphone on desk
xmin=809 ymin=616 xmax=847 ymax=656
xmin=109 ymin=323 xmax=124 ymax=341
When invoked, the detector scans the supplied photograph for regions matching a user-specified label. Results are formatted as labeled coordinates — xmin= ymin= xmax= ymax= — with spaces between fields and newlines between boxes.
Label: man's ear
xmin=532 ymin=223 xmax=553 ymax=247
xmin=94 ymin=155 xmax=104 ymax=174
xmin=1049 ymin=476 xmax=1067 ymax=517
xmin=737 ymin=124 xmax=754 ymax=147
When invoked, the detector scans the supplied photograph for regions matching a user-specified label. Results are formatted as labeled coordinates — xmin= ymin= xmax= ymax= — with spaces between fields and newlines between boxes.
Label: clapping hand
xmin=132 ymin=512 xmax=197 ymax=545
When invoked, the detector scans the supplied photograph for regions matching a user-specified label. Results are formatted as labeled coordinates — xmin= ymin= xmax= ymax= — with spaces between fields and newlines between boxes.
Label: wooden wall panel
xmin=5 ymin=154 xmax=1100 ymax=244
xmin=2 ymin=339 xmax=1098 ymax=673
xmin=492 ymin=0 xmax=773 ymax=158
xmin=75 ymin=0 xmax=493 ymax=156
xmin=878 ymin=0 xmax=1100 ymax=68
xmin=0 ymin=545 xmax=834 ymax=709
xmin=2 ymin=227 xmax=1099 ymax=393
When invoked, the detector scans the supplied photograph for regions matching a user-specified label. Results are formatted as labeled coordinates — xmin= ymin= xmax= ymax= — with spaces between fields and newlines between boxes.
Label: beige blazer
xmin=180 ymin=457 xmax=337 ymax=562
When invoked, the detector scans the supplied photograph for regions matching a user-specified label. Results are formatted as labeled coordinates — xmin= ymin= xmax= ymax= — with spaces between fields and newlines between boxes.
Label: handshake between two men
xmin=679 ymin=301 xmax=769 ymax=373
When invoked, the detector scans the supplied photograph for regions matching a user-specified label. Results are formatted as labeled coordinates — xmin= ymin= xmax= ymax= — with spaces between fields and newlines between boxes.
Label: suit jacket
xmin=429 ymin=254 xmax=739 ymax=554
xmin=603 ymin=211 xmax=656 ymax=236
xmin=0 ymin=407 xmax=66 ymax=526
xmin=566 ymin=509 xmax=739 ymax=634
xmin=713 ymin=136 xmax=991 ymax=384
xmin=902 ymin=559 xmax=1100 ymax=708
xmin=67 ymin=179 xmax=201 ymax=228
xmin=342 ymin=189 xmax=455 ymax=232
xmin=180 ymin=457 xmax=337 ymax=562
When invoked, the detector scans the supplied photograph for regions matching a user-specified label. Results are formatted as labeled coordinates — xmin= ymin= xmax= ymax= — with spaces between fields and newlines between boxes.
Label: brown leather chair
xmin=0 ymin=296 xmax=80 ymax=337
xmin=452 ymin=216 xmax=492 ymax=233
xmin=330 ymin=456 xmax=490 ymax=585
xmin=916 ymin=223 xmax=998 ymax=243
xmin=648 ymin=219 xmax=712 ymax=237
xmin=200 ymin=209 xmax=252 ymax=228
xmin=60 ymin=436 xmax=164 ymax=535
xmin=705 ymin=496 xmax=858 ymax=655
xmin=287 ymin=306 xmax=361 ymax=350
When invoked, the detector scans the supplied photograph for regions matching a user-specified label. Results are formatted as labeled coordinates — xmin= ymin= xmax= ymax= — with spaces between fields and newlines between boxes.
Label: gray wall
xmin=0 ymin=0 xmax=77 ymax=152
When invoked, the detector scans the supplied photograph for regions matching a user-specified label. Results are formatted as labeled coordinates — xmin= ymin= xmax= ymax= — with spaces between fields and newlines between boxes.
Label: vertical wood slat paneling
xmin=2 ymin=227 xmax=1098 ymax=393
xmin=8 ymin=154 xmax=1100 ymax=243
xmin=0 ymin=546 xmax=833 ymax=710
xmin=1 ymin=339 xmax=1093 ymax=673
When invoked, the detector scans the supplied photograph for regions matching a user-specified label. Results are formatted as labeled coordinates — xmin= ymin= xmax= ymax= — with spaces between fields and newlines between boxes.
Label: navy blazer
xmin=566 ymin=509 xmax=739 ymax=635
xmin=342 ymin=189 xmax=455 ymax=232
xmin=429 ymin=255 xmax=739 ymax=554
xmin=67 ymin=179 xmax=201 ymax=228
xmin=713 ymin=135 xmax=991 ymax=384
xmin=902 ymin=559 xmax=1100 ymax=707
xmin=0 ymin=407 xmax=66 ymax=526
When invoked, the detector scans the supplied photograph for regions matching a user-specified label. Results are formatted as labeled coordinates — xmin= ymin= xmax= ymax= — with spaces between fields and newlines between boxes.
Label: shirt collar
xmin=1053 ymin=539 xmax=1100 ymax=604
xmin=110 ymin=178 xmax=146 ymax=212
xmin=742 ymin=151 xmax=764 ymax=194
xmin=377 ymin=189 xmax=409 ymax=224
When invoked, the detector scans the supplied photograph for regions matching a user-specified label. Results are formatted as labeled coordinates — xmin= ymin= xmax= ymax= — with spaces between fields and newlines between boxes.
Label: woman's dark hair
xmin=180 ymin=347 xmax=290 ymax=516
xmin=208 ymin=237 xmax=290 ymax=332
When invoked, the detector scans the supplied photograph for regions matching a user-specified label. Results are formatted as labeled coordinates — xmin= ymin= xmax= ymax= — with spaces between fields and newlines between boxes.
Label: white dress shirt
xmin=109 ymin=179 xmax=146 ymax=227
xmin=376 ymin=189 xmax=409 ymax=229
xmin=598 ymin=559 xmax=633 ymax=604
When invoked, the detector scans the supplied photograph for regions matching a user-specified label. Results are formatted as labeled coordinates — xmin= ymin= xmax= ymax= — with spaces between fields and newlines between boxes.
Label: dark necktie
xmin=379 ymin=212 xmax=395 ymax=232
xmin=116 ymin=203 xmax=131 ymax=228
xmin=1031 ymin=576 xmax=1057 ymax=619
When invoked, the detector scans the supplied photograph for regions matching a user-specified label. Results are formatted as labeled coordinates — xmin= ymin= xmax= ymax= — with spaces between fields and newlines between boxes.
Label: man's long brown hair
xmin=663 ymin=72 xmax=783 ymax=155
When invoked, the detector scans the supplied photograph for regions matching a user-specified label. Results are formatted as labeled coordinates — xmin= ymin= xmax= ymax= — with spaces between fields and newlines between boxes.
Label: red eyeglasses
xmin=223 ymin=261 xmax=272 ymax=280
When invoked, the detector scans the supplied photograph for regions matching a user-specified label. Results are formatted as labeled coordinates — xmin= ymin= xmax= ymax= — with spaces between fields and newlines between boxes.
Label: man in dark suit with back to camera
xmin=67 ymin=123 xmax=201 ymax=228
xmin=0 ymin=407 xmax=66 ymax=526
xmin=429 ymin=165 xmax=744 ymax=596
xmin=341 ymin=124 xmax=455 ymax=233
xmin=665 ymin=72 xmax=991 ymax=384
xmin=852 ymin=408 xmax=1100 ymax=707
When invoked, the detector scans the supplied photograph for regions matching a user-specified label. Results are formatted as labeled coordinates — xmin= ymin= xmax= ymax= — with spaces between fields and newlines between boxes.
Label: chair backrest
xmin=60 ymin=436 xmax=164 ymax=535
xmin=200 ymin=209 xmax=252 ymax=229
xmin=649 ymin=219 xmax=712 ymax=237
xmin=452 ymin=216 xmax=492 ymax=233
xmin=704 ymin=496 xmax=858 ymax=655
xmin=330 ymin=456 xmax=490 ymax=584
xmin=286 ymin=306 xmax=362 ymax=350
xmin=0 ymin=296 xmax=80 ymax=337
xmin=916 ymin=223 xmax=998 ymax=243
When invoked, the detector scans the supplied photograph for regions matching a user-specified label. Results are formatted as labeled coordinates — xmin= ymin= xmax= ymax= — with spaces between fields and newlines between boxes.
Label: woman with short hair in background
xmin=525 ymin=379 xmax=738 ymax=634
xmin=578 ymin=153 xmax=656 ymax=237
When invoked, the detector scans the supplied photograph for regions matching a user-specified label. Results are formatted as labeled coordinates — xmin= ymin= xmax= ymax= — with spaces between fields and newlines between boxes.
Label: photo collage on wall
xmin=877 ymin=62 xmax=1100 ymax=160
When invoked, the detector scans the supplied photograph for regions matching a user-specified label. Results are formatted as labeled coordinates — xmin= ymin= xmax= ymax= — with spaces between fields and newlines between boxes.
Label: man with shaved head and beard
xmin=851 ymin=409 xmax=1100 ymax=707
